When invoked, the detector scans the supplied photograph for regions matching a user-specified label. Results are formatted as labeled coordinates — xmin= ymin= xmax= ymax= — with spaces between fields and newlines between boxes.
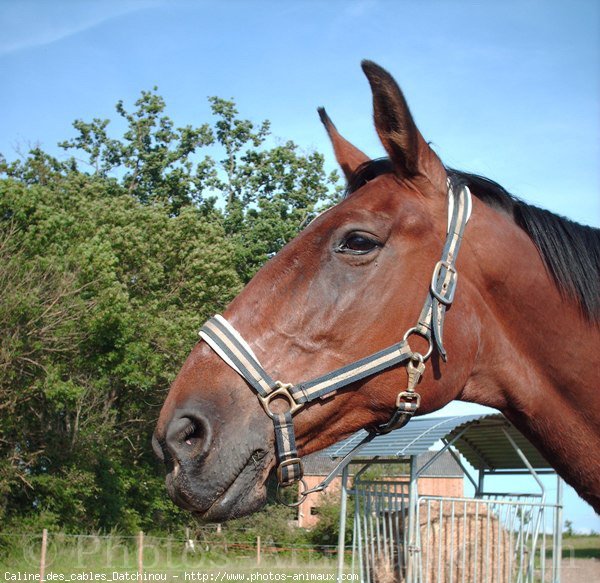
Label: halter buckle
xmin=396 ymin=390 xmax=421 ymax=409
xmin=258 ymin=382 xmax=302 ymax=419
xmin=430 ymin=260 xmax=458 ymax=306
xmin=276 ymin=457 xmax=304 ymax=485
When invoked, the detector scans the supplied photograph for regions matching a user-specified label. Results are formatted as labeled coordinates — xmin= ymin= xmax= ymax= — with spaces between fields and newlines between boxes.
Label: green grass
xmin=561 ymin=534 xmax=600 ymax=559
xmin=5 ymin=532 xmax=596 ymax=577
xmin=0 ymin=534 xmax=342 ymax=577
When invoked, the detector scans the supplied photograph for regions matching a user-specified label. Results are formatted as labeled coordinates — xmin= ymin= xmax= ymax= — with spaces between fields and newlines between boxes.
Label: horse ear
xmin=318 ymin=107 xmax=370 ymax=181
xmin=361 ymin=60 xmax=445 ymax=185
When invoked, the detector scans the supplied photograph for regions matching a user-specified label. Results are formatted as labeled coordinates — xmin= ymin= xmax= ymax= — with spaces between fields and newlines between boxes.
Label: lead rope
xmin=199 ymin=180 xmax=472 ymax=505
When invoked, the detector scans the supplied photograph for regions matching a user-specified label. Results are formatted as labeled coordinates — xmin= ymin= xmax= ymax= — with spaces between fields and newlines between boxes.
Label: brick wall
xmin=297 ymin=475 xmax=464 ymax=529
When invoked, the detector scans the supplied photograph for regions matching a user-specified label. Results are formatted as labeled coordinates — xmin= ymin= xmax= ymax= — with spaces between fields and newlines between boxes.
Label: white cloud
xmin=0 ymin=0 xmax=162 ymax=56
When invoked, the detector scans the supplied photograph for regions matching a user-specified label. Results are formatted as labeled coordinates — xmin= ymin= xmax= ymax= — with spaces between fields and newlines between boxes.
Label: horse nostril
xmin=165 ymin=410 xmax=212 ymax=463
xmin=181 ymin=419 xmax=204 ymax=448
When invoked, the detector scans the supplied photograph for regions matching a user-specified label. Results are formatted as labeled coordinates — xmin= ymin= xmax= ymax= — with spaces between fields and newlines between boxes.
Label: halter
xmin=199 ymin=179 xmax=472 ymax=504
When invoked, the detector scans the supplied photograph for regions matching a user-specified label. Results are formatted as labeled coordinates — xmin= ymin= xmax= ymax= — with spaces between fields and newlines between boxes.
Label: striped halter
xmin=199 ymin=180 xmax=472 ymax=503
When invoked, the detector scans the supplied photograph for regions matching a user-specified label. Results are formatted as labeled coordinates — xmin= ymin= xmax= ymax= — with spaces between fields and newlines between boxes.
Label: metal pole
xmin=351 ymin=500 xmax=358 ymax=578
xmin=356 ymin=487 xmax=365 ymax=581
xmin=416 ymin=427 xmax=471 ymax=477
xmin=501 ymin=428 xmax=545 ymax=499
xmin=501 ymin=427 xmax=545 ymax=581
xmin=337 ymin=465 xmax=349 ymax=580
xmin=477 ymin=468 xmax=485 ymax=497
xmin=441 ymin=437 xmax=479 ymax=491
xmin=554 ymin=477 xmax=563 ymax=583
xmin=406 ymin=456 xmax=418 ymax=583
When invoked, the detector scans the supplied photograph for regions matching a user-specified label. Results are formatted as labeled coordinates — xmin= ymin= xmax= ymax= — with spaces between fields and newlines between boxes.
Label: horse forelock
xmin=342 ymin=158 xmax=600 ymax=323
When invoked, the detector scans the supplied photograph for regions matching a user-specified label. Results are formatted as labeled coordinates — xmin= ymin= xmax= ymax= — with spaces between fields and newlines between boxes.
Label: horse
xmin=153 ymin=61 xmax=600 ymax=521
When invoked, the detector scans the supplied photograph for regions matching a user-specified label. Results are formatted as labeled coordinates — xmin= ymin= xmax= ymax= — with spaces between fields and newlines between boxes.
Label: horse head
xmin=152 ymin=62 xmax=483 ymax=520
xmin=153 ymin=61 xmax=600 ymax=519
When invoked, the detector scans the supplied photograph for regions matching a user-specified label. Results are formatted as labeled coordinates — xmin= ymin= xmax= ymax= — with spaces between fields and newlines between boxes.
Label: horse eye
xmin=338 ymin=234 xmax=380 ymax=254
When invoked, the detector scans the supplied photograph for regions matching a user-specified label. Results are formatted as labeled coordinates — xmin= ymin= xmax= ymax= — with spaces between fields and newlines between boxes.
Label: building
xmin=298 ymin=449 xmax=464 ymax=529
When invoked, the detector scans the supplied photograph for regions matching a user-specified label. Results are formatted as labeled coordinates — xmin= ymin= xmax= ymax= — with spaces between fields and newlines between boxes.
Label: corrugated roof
xmin=416 ymin=450 xmax=463 ymax=477
xmin=323 ymin=413 xmax=553 ymax=471
xmin=447 ymin=415 xmax=552 ymax=471
xmin=302 ymin=450 xmax=463 ymax=477
xmin=302 ymin=451 xmax=342 ymax=476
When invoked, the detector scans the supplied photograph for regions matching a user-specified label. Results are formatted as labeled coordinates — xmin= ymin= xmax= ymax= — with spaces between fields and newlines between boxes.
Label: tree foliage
xmin=55 ymin=90 xmax=340 ymax=281
xmin=305 ymin=491 xmax=354 ymax=548
xmin=0 ymin=90 xmax=339 ymax=533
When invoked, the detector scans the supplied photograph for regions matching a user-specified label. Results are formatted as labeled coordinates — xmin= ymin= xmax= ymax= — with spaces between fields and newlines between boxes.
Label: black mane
xmin=345 ymin=159 xmax=600 ymax=322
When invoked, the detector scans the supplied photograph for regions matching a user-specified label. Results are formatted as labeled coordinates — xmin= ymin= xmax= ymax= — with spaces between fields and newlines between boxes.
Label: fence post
xmin=40 ymin=529 xmax=48 ymax=583
xmin=256 ymin=536 xmax=261 ymax=566
xmin=185 ymin=527 xmax=193 ymax=553
xmin=337 ymin=465 xmax=350 ymax=580
xmin=138 ymin=531 xmax=144 ymax=576
xmin=406 ymin=456 xmax=418 ymax=583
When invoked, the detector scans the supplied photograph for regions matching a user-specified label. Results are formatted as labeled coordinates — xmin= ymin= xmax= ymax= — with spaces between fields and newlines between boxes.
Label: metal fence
xmin=352 ymin=483 xmax=562 ymax=583
xmin=352 ymin=479 xmax=411 ymax=581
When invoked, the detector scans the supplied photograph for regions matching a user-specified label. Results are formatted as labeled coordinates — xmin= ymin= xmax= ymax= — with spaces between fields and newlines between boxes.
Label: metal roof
xmin=302 ymin=450 xmax=463 ymax=477
xmin=415 ymin=450 xmax=463 ymax=477
xmin=323 ymin=413 xmax=553 ymax=471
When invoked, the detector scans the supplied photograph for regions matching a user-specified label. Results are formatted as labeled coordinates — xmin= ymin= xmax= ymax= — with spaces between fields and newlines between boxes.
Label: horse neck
xmin=460 ymin=200 xmax=600 ymax=512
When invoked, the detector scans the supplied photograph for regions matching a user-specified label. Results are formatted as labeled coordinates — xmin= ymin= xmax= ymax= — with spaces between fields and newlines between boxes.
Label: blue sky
xmin=1 ymin=0 xmax=598 ymax=530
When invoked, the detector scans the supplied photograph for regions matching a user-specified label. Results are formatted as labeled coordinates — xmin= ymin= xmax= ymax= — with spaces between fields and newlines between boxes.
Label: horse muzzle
xmin=153 ymin=396 xmax=273 ymax=521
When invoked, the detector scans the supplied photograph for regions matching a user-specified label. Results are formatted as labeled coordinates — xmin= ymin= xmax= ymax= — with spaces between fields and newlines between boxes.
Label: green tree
xmin=306 ymin=491 xmax=354 ymax=548
xmin=205 ymin=97 xmax=340 ymax=280
xmin=0 ymin=89 xmax=339 ymax=534
xmin=0 ymin=170 xmax=241 ymax=532
xmin=58 ymin=89 xmax=215 ymax=213
xmin=58 ymin=91 xmax=340 ymax=280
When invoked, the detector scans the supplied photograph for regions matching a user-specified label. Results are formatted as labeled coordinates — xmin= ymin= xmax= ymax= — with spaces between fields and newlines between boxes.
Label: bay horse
xmin=153 ymin=61 xmax=600 ymax=520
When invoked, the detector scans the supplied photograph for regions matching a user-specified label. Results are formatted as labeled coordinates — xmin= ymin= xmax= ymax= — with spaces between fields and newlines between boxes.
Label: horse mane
xmin=345 ymin=159 xmax=600 ymax=323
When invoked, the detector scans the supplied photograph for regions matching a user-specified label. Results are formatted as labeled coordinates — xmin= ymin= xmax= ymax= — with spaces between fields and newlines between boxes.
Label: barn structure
xmin=299 ymin=450 xmax=465 ymax=529
xmin=319 ymin=413 xmax=564 ymax=583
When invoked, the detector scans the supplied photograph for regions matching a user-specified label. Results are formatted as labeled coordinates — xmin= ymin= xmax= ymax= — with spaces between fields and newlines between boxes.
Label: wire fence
xmin=0 ymin=529 xmax=345 ymax=575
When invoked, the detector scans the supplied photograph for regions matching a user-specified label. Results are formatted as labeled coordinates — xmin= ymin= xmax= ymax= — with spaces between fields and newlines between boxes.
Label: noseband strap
xmin=200 ymin=316 xmax=278 ymax=396
xmin=199 ymin=180 xmax=472 ymax=501
xmin=199 ymin=315 xmax=415 ymax=486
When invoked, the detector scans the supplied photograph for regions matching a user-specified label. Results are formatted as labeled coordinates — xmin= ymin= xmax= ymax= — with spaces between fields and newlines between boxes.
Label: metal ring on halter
xmin=276 ymin=477 xmax=309 ymax=507
xmin=402 ymin=327 xmax=434 ymax=361
xmin=258 ymin=382 xmax=302 ymax=419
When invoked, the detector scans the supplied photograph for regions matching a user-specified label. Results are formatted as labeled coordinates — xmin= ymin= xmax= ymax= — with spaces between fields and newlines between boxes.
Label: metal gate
xmin=352 ymin=479 xmax=411 ymax=581
xmin=352 ymin=483 xmax=562 ymax=583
